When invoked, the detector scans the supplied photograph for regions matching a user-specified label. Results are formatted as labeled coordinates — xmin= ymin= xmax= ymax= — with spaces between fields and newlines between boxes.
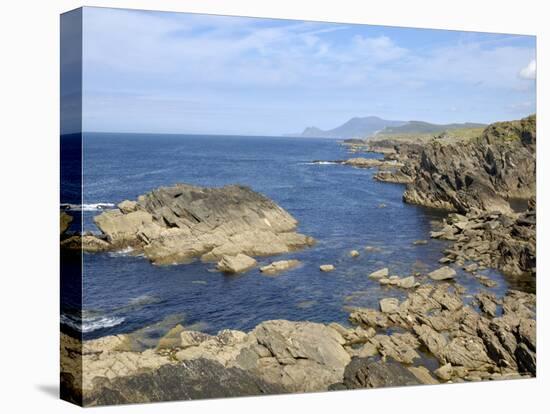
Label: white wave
xmin=108 ymin=247 xmax=134 ymax=257
xmin=302 ymin=161 xmax=339 ymax=165
xmin=60 ymin=203 xmax=116 ymax=212
xmin=61 ymin=313 xmax=125 ymax=333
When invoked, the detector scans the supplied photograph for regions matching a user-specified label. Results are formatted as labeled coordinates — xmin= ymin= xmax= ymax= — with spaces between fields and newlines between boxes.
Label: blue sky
xmin=78 ymin=7 xmax=536 ymax=135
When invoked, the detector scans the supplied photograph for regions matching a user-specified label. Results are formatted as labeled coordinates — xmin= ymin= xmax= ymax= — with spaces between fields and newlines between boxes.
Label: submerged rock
xmin=91 ymin=184 xmax=315 ymax=266
xmin=260 ymin=259 xmax=301 ymax=275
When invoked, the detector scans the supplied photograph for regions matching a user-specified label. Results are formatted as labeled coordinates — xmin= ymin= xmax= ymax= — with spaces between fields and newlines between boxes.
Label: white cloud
xmin=519 ymin=59 xmax=536 ymax=80
xmin=79 ymin=8 xmax=537 ymax=133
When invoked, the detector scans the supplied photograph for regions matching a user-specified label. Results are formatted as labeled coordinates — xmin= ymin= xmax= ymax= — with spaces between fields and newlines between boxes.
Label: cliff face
xmin=403 ymin=115 xmax=536 ymax=214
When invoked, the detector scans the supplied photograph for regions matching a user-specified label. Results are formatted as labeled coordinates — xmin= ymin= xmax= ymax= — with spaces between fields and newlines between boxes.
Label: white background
xmin=0 ymin=0 xmax=547 ymax=412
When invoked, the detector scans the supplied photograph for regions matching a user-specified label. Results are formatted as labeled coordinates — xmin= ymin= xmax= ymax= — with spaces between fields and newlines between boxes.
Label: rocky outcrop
xmin=432 ymin=206 xmax=536 ymax=276
xmin=84 ymin=359 xmax=286 ymax=406
xmin=349 ymin=283 xmax=536 ymax=382
xmin=403 ymin=115 xmax=536 ymax=214
xmin=90 ymin=184 xmax=314 ymax=266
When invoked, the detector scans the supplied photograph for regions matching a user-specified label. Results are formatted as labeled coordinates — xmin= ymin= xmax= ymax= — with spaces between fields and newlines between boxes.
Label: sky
xmin=72 ymin=7 xmax=536 ymax=135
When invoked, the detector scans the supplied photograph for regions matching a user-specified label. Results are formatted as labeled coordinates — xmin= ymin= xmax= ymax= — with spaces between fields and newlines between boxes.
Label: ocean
xmin=61 ymin=133 xmax=520 ymax=340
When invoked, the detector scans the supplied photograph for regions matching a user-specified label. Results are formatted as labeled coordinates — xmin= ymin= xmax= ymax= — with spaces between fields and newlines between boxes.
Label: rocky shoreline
xmin=341 ymin=115 xmax=536 ymax=279
xmin=61 ymin=279 xmax=535 ymax=406
xmin=61 ymin=115 xmax=536 ymax=406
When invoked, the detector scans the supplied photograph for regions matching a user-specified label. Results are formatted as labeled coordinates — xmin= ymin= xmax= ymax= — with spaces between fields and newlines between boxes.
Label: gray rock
xmin=349 ymin=308 xmax=390 ymax=329
xmin=333 ymin=357 xmax=421 ymax=389
xmin=369 ymin=267 xmax=389 ymax=279
xmin=408 ymin=366 xmax=439 ymax=385
xmin=413 ymin=324 xmax=447 ymax=356
xmin=428 ymin=266 xmax=457 ymax=280
xmin=434 ymin=363 xmax=453 ymax=381
xmin=83 ymin=359 xmax=287 ymax=406
xmin=379 ymin=298 xmax=399 ymax=314
xmin=216 ymin=254 xmax=257 ymax=273
xmin=251 ymin=320 xmax=350 ymax=392
xmin=370 ymin=333 xmax=420 ymax=364
xmin=117 ymin=200 xmax=138 ymax=214
xmin=260 ymin=259 xmax=301 ymax=275
xmin=476 ymin=292 xmax=498 ymax=317
xmin=398 ymin=276 xmax=416 ymax=289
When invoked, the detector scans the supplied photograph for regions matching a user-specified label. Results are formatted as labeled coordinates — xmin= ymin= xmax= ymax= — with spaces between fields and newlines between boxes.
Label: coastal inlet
xmin=61 ymin=133 xmax=526 ymax=339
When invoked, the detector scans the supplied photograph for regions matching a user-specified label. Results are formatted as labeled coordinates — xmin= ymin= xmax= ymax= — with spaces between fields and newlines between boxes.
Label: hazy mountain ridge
xmin=289 ymin=116 xmax=486 ymax=139
xmin=288 ymin=116 xmax=406 ymax=139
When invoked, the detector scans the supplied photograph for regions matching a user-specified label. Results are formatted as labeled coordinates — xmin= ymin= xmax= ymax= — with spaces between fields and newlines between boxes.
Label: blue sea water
xmin=61 ymin=133 xmax=521 ymax=340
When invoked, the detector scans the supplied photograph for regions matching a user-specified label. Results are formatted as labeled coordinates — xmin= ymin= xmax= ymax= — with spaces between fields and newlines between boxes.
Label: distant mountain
xmin=288 ymin=116 xmax=407 ymax=139
xmin=378 ymin=121 xmax=487 ymax=136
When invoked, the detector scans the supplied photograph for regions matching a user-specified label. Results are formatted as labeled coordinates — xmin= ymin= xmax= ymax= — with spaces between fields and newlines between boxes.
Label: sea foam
xmin=61 ymin=313 xmax=125 ymax=333
xmin=60 ymin=202 xmax=116 ymax=211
